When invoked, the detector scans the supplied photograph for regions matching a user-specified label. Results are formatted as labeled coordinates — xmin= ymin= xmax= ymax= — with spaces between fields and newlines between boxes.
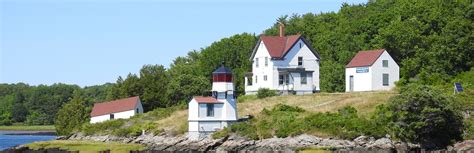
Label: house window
xmin=279 ymin=75 xmax=284 ymax=85
xmin=136 ymin=108 xmax=139 ymax=113
xmin=383 ymin=74 xmax=389 ymax=86
xmin=298 ymin=57 xmax=303 ymax=66
xmin=247 ymin=76 xmax=253 ymax=86
xmin=255 ymin=75 xmax=258 ymax=84
xmin=110 ymin=114 xmax=114 ymax=119
xmin=206 ymin=104 xmax=214 ymax=117
xmin=264 ymin=75 xmax=267 ymax=81
xmin=217 ymin=92 xmax=226 ymax=99
xmin=299 ymin=43 xmax=302 ymax=48
xmin=301 ymin=72 xmax=307 ymax=85
xmin=279 ymin=74 xmax=289 ymax=85
xmin=265 ymin=57 xmax=268 ymax=67
xmin=256 ymin=58 xmax=259 ymax=67
xmin=212 ymin=91 xmax=218 ymax=99
xmin=383 ymin=60 xmax=388 ymax=67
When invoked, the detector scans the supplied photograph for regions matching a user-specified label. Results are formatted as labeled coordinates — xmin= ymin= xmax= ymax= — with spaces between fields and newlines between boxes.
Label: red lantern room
xmin=212 ymin=64 xmax=232 ymax=82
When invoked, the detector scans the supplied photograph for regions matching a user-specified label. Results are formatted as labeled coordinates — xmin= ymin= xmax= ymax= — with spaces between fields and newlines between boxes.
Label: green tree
xmin=26 ymin=111 xmax=50 ymax=125
xmin=139 ymin=64 xmax=169 ymax=108
xmin=55 ymin=94 xmax=90 ymax=136
xmin=378 ymin=84 xmax=463 ymax=149
xmin=11 ymin=103 xmax=28 ymax=122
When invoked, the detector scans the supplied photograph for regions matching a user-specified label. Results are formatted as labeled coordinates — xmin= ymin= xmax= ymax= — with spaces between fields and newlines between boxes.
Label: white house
xmin=345 ymin=49 xmax=400 ymax=92
xmin=90 ymin=96 xmax=144 ymax=124
xmin=188 ymin=65 xmax=238 ymax=139
xmin=244 ymin=23 xmax=320 ymax=95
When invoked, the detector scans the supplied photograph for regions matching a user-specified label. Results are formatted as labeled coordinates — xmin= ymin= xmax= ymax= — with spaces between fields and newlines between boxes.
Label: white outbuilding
xmin=188 ymin=65 xmax=238 ymax=139
xmin=345 ymin=49 xmax=399 ymax=92
xmin=90 ymin=96 xmax=144 ymax=124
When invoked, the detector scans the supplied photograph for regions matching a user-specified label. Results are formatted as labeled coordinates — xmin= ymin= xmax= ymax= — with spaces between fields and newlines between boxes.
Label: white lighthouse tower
xmin=188 ymin=64 xmax=238 ymax=139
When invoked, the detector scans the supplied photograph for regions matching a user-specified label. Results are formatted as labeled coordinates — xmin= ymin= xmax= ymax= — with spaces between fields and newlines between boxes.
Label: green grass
xmin=26 ymin=140 xmax=146 ymax=153
xmin=0 ymin=125 xmax=55 ymax=131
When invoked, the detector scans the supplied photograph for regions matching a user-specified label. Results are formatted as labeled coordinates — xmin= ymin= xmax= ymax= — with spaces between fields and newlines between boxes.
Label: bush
xmin=212 ymin=127 xmax=230 ymax=139
xmin=229 ymin=104 xmax=306 ymax=140
xmin=379 ymin=84 xmax=463 ymax=149
xmin=230 ymin=121 xmax=258 ymax=140
xmin=113 ymin=126 xmax=142 ymax=137
xmin=81 ymin=119 xmax=125 ymax=135
xmin=304 ymin=106 xmax=384 ymax=139
xmin=256 ymin=88 xmax=277 ymax=99
xmin=229 ymin=104 xmax=385 ymax=140
xmin=271 ymin=103 xmax=305 ymax=112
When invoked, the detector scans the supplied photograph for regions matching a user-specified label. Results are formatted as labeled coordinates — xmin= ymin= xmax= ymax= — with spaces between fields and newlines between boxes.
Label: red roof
xmin=193 ymin=96 xmax=222 ymax=103
xmin=90 ymin=96 xmax=140 ymax=117
xmin=346 ymin=49 xmax=385 ymax=68
xmin=260 ymin=35 xmax=301 ymax=59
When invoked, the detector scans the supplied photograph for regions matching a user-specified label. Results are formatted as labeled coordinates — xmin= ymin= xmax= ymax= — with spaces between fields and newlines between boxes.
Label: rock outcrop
xmin=67 ymin=133 xmax=423 ymax=152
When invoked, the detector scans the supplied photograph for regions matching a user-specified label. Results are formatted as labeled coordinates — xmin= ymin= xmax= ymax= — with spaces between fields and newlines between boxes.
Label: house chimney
xmin=279 ymin=22 xmax=285 ymax=37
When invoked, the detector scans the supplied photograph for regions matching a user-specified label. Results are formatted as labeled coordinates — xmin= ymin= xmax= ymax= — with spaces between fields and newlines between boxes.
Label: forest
xmin=0 ymin=0 xmax=472 ymax=125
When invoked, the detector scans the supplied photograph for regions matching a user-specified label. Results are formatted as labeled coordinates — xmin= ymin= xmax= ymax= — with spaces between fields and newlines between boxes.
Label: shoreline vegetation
xmin=0 ymin=125 xmax=55 ymax=131
xmin=24 ymin=140 xmax=146 ymax=153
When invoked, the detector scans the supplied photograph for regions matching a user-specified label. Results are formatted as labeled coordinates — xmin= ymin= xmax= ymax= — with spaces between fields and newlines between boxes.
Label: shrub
xmin=271 ymin=103 xmax=305 ymax=112
xmin=230 ymin=121 xmax=258 ymax=140
xmin=256 ymin=88 xmax=277 ymax=99
xmin=81 ymin=119 xmax=125 ymax=135
xmin=303 ymin=106 xmax=381 ymax=139
xmin=229 ymin=105 xmax=385 ymax=140
xmin=380 ymin=84 xmax=463 ymax=149
xmin=212 ymin=127 xmax=230 ymax=139
xmin=113 ymin=126 xmax=142 ymax=137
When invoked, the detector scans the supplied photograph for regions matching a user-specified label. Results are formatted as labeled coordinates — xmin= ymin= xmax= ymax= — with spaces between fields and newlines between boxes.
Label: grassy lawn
xmin=0 ymin=125 xmax=55 ymax=131
xmin=155 ymin=91 xmax=396 ymax=135
xmin=26 ymin=140 xmax=146 ymax=153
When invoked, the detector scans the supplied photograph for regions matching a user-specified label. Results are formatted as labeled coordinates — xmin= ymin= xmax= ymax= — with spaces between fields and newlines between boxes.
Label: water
xmin=0 ymin=131 xmax=56 ymax=151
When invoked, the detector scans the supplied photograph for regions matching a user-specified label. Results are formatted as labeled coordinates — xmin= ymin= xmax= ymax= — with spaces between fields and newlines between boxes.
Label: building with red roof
xmin=90 ymin=96 xmax=143 ymax=123
xmin=345 ymin=49 xmax=399 ymax=92
xmin=245 ymin=23 xmax=321 ymax=95
xmin=188 ymin=64 xmax=238 ymax=139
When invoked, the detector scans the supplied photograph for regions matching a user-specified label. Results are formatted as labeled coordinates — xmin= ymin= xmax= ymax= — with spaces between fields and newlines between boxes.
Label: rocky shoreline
xmin=68 ymin=133 xmax=416 ymax=152
xmin=6 ymin=133 xmax=474 ymax=152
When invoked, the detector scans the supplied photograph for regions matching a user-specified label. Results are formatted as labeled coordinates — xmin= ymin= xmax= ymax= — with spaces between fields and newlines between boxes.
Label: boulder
xmin=453 ymin=140 xmax=474 ymax=151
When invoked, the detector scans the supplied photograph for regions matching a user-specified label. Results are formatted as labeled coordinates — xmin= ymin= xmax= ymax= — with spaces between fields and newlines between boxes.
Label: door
xmin=349 ymin=75 xmax=354 ymax=92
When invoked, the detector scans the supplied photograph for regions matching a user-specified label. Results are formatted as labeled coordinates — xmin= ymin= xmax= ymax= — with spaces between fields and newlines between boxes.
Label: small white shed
xmin=345 ymin=49 xmax=399 ymax=92
xmin=90 ymin=96 xmax=144 ymax=123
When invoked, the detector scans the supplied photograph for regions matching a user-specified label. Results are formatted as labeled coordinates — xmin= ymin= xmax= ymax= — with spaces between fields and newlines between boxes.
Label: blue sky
xmin=1 ymin=0 xmax=366 ymax=87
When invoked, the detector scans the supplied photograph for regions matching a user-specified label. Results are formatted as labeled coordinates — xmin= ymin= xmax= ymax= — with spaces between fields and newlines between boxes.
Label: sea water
xmin=0 ymin=131 xmax=56 ymax=151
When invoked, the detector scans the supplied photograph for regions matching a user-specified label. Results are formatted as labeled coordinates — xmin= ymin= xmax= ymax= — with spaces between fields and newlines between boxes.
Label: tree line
xmin=0 ymin=0 xmax=472 ymax=125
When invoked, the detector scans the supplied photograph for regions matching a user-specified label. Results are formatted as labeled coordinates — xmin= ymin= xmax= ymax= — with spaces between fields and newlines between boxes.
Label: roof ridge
xmin=95 ymin=96 xmax=138 ymax=105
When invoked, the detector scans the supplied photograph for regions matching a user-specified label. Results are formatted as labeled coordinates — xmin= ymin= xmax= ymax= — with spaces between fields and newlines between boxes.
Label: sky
xmin=0 ymin=0 xmax=367 ymax=87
